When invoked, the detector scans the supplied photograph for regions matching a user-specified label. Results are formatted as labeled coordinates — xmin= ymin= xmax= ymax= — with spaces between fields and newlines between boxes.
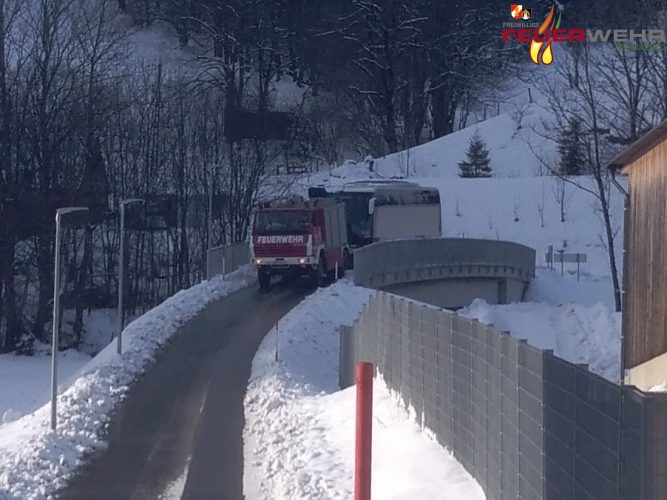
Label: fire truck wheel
xmin=258 ymin=271 xmax=271 ymax=291
xmin=343 ymin=249 xmax=352 ymax=270
xmin=314 ymin=256 xmax=326 ymax=288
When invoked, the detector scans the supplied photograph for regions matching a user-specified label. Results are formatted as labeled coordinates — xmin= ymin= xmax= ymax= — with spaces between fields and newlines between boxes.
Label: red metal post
xmin=355 ymin=362 xmax=373 ymax=500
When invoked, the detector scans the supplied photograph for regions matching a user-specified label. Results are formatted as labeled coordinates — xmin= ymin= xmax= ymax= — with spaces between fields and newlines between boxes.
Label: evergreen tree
xmin=557 ymin=119 xmax=587 ymax=175
xmin=458 ymin=131 xmax=492 ymax=178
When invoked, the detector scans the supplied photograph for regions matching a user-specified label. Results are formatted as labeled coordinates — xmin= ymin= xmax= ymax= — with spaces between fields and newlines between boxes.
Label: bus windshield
xmin=254 ymin=211 xmax=309 ymax=235
xmin=336 ymin=192 xmax=373 ymax=245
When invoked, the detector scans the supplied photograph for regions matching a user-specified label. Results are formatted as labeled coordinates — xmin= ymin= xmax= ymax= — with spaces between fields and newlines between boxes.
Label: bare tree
xmin=533 ymin=43 xmax=648 ymax=312
xmin=342 ymin=0 xmax=426 ymax=153
xmin=644 ymin=6 xmax=667 ymax=120
xmin=66 ymin=0 xmax=125 ymax=345
xmin=595 ymin=44 xmax=653 ymax=142
xmin=551 ymin=175 xmax=572 ymax=223
xmin=535 ymin=180 xmax=546 ymax=228
xmin=22 ymin=0 xmax=82 ymax=341
xmin=0 ymin=0 xmax=28 ymax=351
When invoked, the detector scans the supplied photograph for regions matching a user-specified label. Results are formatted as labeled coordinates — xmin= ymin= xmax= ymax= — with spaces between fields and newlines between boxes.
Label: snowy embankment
xmin=0 ymin=267 xmax=255 ymax=500
xmin=243 ymin=280 xmax=486 ymax=500
xmin=460 ymin=268 xmax=622 ymax=383
xmin=371 ymin=103 xmax=555 ymax=179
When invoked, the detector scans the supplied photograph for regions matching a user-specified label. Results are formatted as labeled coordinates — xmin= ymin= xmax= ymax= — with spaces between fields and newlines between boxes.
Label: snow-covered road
xmin=62 ymin=283 xmax=307 ymax=500
xmin=0 ymin=267 xmax=257 ymax=500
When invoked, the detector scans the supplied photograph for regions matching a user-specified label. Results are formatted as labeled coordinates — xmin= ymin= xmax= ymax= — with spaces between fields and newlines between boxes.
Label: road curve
xmin=59 ymin=283 xmax=307 ymax=500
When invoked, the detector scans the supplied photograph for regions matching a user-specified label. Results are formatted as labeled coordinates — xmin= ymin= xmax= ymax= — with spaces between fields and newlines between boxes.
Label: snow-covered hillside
xmin=369 ymin=104 xmax=556 ymax=178
xmin=296 ymin=109 xmax=625 ymax=291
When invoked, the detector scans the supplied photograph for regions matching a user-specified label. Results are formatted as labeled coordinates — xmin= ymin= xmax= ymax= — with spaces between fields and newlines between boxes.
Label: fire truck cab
xmin=250 ymin=197 xmax=350 ymax=291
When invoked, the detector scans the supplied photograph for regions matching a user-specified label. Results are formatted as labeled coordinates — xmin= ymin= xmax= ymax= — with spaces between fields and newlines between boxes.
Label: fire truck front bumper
xmin=254 ymin=256 xmax=317 ymax=275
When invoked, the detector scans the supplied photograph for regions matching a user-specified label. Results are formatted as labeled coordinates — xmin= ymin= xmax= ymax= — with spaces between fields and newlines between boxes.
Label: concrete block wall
xmin=340 ymin=291 xmax=667 ymax=499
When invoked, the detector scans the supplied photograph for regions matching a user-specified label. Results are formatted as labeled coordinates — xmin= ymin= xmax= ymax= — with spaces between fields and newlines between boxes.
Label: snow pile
xmin=76 ymin=309 xmax=123 ymax=356
xmin=0 ymin=266 xmax=255 ymax=500
xmin=526 ymin=268 xmax=618 ymax=309
xmin=329 ymin=160 xmax=380 ymax=181
xmin=244 ymin=280 xmax=485 ymax=499
xmin=459 ymin=268 xmax=622 ymax=383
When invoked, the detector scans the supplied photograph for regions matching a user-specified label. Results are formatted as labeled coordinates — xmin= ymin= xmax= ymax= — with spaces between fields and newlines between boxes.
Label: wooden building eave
xmin=607 ymin=119 xmax=667 ymax=175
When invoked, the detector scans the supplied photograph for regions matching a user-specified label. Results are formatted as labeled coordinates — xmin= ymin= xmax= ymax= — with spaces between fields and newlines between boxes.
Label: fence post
xmin=355 ymin=362 xmax=374 ymax=500
xmin=274 ymin=314 xmax=279 ymax=362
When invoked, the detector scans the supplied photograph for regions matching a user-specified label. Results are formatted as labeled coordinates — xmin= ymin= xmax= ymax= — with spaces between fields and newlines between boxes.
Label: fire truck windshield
xmin=254 ymin=211 xmax=310 ymax=235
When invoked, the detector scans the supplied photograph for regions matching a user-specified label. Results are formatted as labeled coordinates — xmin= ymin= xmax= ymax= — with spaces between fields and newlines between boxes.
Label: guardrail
xmin=206 ymin=243 xmax=249 ymax=280
xmin=340 ymin=292 xmax=667 ymax=500
xmin=352 ymin=238 xmax=536 ymax=289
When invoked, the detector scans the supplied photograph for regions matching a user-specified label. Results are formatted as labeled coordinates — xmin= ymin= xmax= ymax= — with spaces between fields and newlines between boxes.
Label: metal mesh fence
xmin=206 ymin=243 xmax=249 ymax=279
xmin=340 ymin=291 xmax=667 ymax=499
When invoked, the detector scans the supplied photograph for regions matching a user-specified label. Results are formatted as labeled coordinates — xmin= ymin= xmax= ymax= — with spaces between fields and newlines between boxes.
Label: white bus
xmin=308 ymin=180 xmax=441 ymax=250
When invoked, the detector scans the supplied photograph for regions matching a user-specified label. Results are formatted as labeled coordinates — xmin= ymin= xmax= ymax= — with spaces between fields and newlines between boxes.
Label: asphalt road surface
xmin=60 ymin=282 xmax=307 ymax=500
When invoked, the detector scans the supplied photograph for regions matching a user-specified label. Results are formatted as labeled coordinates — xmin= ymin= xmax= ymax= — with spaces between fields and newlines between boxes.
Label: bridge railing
xmin=353 ymin=238 xmax=536 ymax=288
xmin=206 ymin=243 xmax=249 ymax=280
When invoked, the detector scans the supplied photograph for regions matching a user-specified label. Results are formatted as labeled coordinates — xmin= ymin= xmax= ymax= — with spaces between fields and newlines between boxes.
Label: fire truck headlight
xmin=298 ymin=257 xmax=307 ymax=264
xmin=255 ymin=258 xmax=263 ymax=265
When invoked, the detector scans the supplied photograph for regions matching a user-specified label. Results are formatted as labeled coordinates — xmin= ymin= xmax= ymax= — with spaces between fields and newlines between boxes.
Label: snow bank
xmin=459 ymin=269 xmax=622 ymax=383
xmin=329 ymin=160 xmax=380 ymax=181
xmin=244 ymin=280 xmax=485 ymax=499
xmin=0 ymin=266 xmax=255 ymax=500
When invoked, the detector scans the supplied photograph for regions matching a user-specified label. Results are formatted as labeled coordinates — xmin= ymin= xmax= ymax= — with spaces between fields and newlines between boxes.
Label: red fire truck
xmin=250 ymin=197 xmax=350 ymax=290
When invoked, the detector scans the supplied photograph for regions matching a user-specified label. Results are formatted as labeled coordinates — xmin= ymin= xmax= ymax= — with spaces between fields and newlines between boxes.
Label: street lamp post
xmin=51 ymin=207 xmax=89 ymax=431
xmin=208 ymin=169 xmax=214 ymax=249
xmin=208 ymin=164 xmax=219 ymax=250
xmin=117 ymin=199 xmax=144 ymax=356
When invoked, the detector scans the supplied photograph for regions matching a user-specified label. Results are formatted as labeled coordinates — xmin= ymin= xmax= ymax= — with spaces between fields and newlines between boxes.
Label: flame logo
xmin=529 ymin=5 xmax=561 ymax=65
